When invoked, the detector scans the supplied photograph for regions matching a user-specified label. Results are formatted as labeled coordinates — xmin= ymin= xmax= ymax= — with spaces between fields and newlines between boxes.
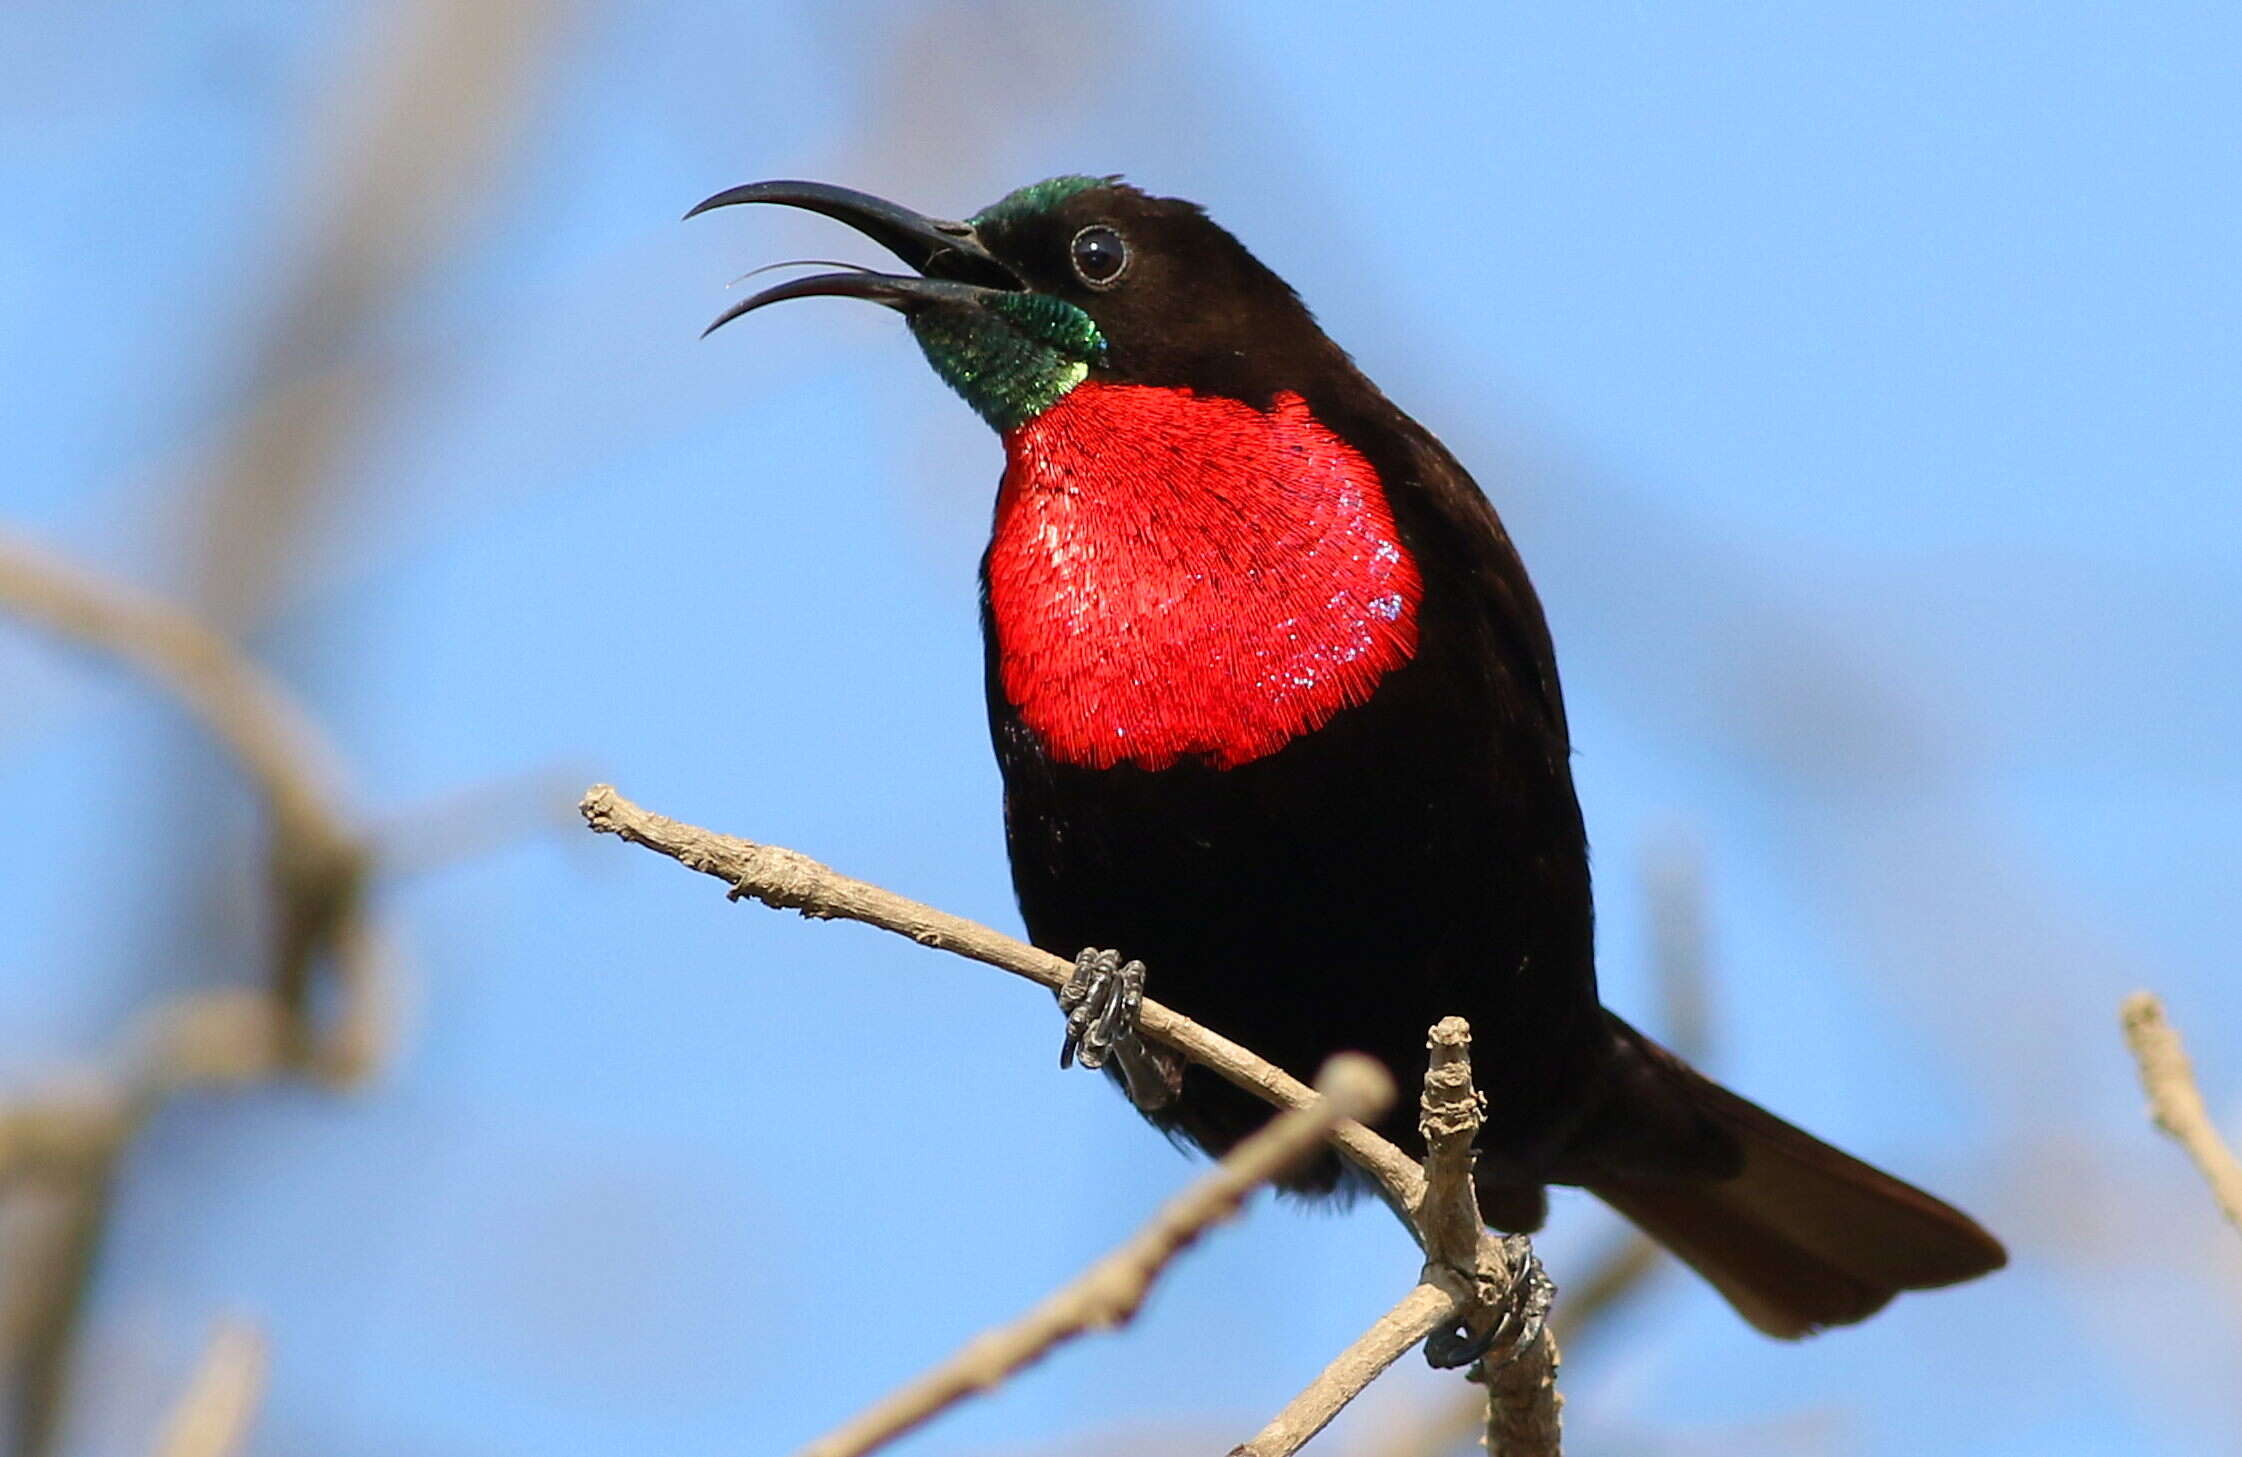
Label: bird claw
xmin=1059 ymin=948 xmax=1139 ymax=1070
xmin=1059 ymin=948 xmax=1180 ymax=1111
xmin=1423 ymin=1235 xmax=1555 ymax=1371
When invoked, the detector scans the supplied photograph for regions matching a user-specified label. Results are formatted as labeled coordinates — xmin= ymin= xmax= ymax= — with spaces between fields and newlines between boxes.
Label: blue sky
xmin=3 ymin=3 xmax=2238 ymax=1454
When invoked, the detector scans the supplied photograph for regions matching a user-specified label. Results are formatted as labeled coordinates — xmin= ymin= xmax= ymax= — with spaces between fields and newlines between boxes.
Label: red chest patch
xmin=988 ymin=382 xmax=1422 ymax=771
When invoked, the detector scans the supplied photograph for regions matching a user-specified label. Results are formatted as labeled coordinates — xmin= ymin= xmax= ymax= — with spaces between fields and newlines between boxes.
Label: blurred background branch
xmin=150 ymin=1322 xmax=265 ymax=1457
xmin=1 ymin=4 xmax=564 ymax=1450
xmin=0 ymin=525 xmax=396 ymax=1455
xmin=0 ymin=530 xmax=382 ymax=1080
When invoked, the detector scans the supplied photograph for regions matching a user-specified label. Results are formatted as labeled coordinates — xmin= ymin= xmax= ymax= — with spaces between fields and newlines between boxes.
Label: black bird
xmin=689 ymin=175 xmax=2006 ymax=1339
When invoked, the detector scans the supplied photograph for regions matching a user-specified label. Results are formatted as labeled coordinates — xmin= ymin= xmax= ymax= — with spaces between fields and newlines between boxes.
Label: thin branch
xmin=1235 ymin=1024 xmax=1505 ymax=1457
xmin=152 ymin=1322 xmax=266 ymax=1457
xmin=797 ymin=1055 xmax=1397 ymax=1457
xmin=580 ymin=784 xmax=1429 ymax=1211
xmin=1338 ymin=1220 xmax=1651 ymax=1457
xmin=2121 ymin=992 xmax=2242 ymax=1235
xmin=1231 ymin=1283 xmax=1462 ymax=1457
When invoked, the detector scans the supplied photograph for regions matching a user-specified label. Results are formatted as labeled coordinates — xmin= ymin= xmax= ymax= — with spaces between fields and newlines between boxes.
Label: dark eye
xmin=1069 ymin=225 xmax=1128 ymax=286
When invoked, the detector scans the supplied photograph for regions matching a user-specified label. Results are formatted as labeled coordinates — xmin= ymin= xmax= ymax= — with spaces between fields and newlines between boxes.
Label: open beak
xmin=686 ymin=180 xmax=1022 ymax=337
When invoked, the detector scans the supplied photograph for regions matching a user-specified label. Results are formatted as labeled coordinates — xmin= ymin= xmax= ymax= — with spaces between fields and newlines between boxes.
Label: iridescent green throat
xmin=907 ymin=292 xmax=1105 ymax=432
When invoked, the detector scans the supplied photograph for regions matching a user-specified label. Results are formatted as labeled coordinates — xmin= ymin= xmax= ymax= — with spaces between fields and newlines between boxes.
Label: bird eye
xmin=1069 ymin=226 xmax=1128 ymax=286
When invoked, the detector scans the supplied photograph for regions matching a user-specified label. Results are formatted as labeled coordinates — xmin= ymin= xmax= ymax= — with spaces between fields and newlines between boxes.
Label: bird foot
xmin=1059 ymin=948 xmax=1181 ymax=1111
xmin=1423 ymin=1234 xmax=1554 ymax=1370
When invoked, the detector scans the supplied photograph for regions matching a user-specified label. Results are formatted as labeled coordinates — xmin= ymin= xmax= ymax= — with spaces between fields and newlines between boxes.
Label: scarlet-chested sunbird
xmin=689 ymin=176 xmax=2005 ymax=1340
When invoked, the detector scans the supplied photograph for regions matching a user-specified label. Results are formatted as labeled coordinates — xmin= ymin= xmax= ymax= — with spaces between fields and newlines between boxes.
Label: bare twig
xmin=797 ymin=1055 xmax=1397 ymax=1457
xmin=1232 ymin=1283 xmax=1462 ymax=1457
xmin=2121 ymin=992 xmax=2242 ymax=1235
xmin=152 ymin=1322 xmax=266 ymax=1457
xmin=579 ymin=784 xmax=1429 ymax=1210
xmin=1413 ymin=1017 xmax=1486 ymax=1275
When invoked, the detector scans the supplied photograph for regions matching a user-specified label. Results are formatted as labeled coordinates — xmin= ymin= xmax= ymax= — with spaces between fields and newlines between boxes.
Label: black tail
xmin=1584 ymin=1020 xmax=2006 ymax=1337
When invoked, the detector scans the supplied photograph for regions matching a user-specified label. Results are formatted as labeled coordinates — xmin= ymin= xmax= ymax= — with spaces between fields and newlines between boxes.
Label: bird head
xmin=688 ymin=176 xmax=1337 ymax=431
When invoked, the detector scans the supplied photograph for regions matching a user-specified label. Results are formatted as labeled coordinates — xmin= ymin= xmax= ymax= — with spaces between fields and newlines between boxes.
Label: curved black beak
xmin=698 ymin=270 xmax=1013 ymax=339
xmin=687 ymin=180 xmax=1021 ymax=329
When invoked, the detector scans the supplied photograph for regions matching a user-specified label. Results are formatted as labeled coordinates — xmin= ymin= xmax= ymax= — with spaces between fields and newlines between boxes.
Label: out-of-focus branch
xmin=580 ymin=784 xmax=1430 ymax=1209
xmin=0 ymin=991 xmax=285 ymax=1457
xmin=0 ymin=531 xmax=394 ymax=1456
xmin=0 ymin=529 xmax=348 ymax=845
xmin=2121 ymin=992 xmax=2242 ymax=1235
xmin=8 ymin=9 xmax=554 ymax=1451
xmin=152 ymin=1322 xmax=266 ymax=1457
xmin=798 ymin=1056 xmax=1395 ymax=1457
xmin=0 ymin=529 xmax=384 ymax=1080
xmin=1516 ymin=842 xmax=1709 ymax=1350
xmin=1517 ymin=838 xmax=1710 ymax=1340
